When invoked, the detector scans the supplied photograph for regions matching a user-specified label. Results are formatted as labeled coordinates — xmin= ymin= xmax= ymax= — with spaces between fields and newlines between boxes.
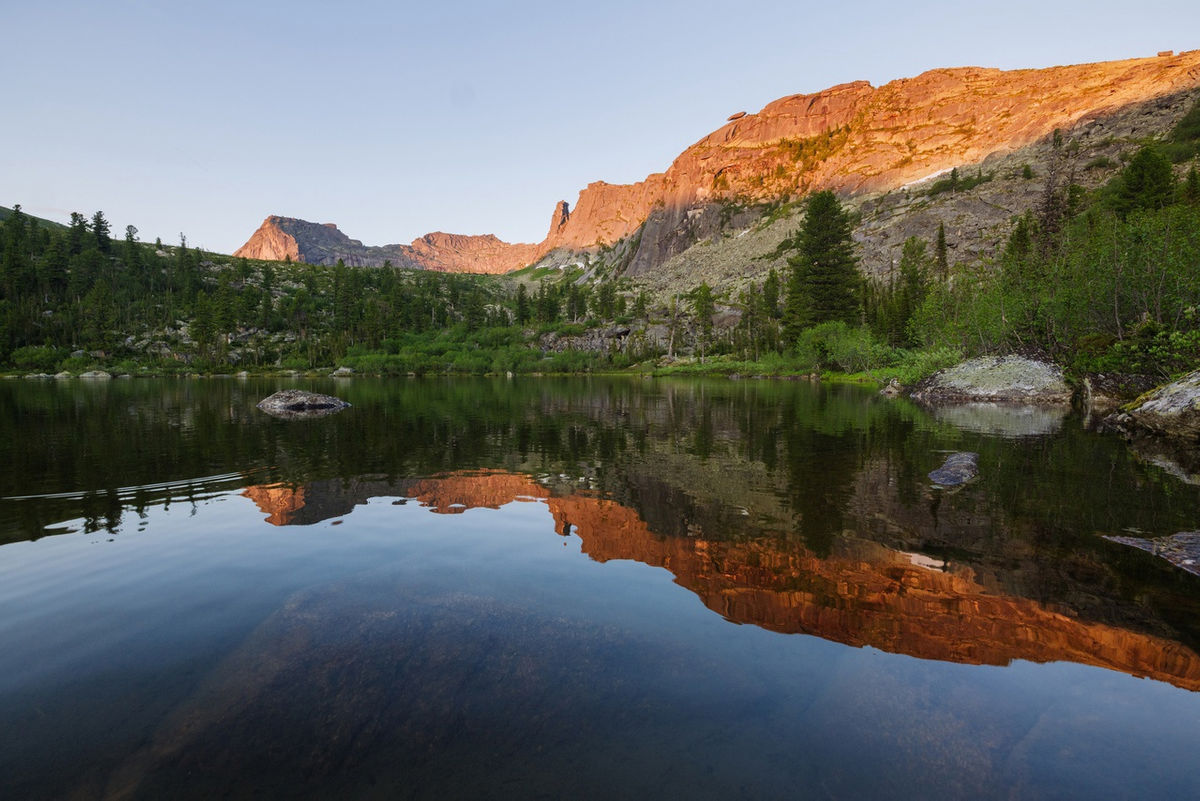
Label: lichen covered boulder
xmin=1115 ymin=369 xmax=1200 ymax=441
xmin=257 ymin=390 xmax=350 ymax=420
xmin=912 ymin=355 xmax=1071 ymax=405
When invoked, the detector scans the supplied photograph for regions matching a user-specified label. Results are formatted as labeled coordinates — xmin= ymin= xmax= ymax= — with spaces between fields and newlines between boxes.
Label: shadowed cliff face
xmin=232 ymin=53 xmax=1200 ymax=275
xmin=242 ymin=469 xmax=1200 ymax=692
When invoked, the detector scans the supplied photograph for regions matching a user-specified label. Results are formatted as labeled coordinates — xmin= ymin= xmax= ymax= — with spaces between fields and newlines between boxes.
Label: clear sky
xmin=3 ymin=0 xmax=1198 ymax=253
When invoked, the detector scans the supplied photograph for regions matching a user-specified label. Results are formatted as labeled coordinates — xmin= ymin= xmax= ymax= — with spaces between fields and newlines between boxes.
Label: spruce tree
xmin=784 ymin=190 xmax=860 ymax=335
xmin=1114 ymin=145 xmax=1175 ymax=217
xmin=90 ymin=211 xmax=111 ymax=254
xmin=515 ymin=283 xmax=530 ymax=324
xmin=690 ymin=282 xmax=715 ymax=361
xmin=935 ymin=222 xmax=948 ymax=279
xmin=1184 ymin=165 xmax=1200 ymax=205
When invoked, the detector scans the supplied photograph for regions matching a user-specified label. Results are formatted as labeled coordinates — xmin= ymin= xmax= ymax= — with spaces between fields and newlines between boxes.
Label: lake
xmin=2 ymin=376 xmax=1200 ymax=800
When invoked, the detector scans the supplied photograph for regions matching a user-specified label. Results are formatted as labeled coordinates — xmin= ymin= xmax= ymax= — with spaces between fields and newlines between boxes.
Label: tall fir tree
xmin=783 ymin=190 xmax=860 ymax=337
xmin=91 ymin=211 xmax=112 ymax=254
xmin=935 ymin=222 xmax=948 ymax=279
xmin=1183 ymin=165 xmax=1200 ymax=205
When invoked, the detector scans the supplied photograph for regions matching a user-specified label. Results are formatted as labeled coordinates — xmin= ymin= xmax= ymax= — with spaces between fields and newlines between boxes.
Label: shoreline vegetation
xmin=2 ymin=98 xmax=1199 ymax=399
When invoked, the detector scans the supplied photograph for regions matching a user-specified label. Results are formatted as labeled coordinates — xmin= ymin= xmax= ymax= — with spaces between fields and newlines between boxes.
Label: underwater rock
xmin=928 ymin=452 xmax=979 ymax=487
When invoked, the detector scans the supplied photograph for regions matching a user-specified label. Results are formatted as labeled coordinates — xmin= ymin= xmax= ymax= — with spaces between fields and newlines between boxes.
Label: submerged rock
xmin=1109 ymin=369 xmax=1200 ymax=442
xmin=928 ymin=452 xmax=979 ymax=487
xmin=912 ymin=356 xmax=1071 ymax=405
xmin=1104 ymin=531 xmax=1200 ymax=576
xmin=256 ymin=390 xmax=350 ymax=420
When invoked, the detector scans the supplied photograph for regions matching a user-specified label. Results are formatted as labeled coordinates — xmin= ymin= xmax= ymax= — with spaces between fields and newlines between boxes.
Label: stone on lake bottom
xmin=929 ymin=452 xmax=979 ymax=487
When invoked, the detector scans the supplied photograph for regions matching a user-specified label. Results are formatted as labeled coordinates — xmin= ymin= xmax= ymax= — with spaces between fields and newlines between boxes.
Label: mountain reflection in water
xmin=242 ymin=470 xmax=1200 ymax=691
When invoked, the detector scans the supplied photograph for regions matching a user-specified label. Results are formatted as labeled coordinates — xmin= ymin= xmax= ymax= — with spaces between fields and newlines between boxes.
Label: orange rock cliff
xmin=234 ymin=51 xmax=1200 ymax=274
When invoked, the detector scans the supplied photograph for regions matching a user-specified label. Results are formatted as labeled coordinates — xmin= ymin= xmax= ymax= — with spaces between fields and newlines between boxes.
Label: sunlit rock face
xmin=242 ymin=469 xmax=1200 ymax=691
xmin=542 ymin=53 xmax=1200 ymax=266
xmin=233 ymin=52 xmax=1200 ymax=275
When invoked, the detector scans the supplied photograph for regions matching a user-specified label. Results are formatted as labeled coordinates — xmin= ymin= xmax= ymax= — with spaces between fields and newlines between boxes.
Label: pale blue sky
xmin=3 ymin=0 xmax=1198 ymax=253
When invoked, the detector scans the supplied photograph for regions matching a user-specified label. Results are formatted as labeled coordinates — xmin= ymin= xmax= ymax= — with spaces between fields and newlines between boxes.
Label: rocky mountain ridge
xmin=234 ymin=51 xmax=1200 ymax=276
xmin=233 ymin=216 xmax=538 ymax=274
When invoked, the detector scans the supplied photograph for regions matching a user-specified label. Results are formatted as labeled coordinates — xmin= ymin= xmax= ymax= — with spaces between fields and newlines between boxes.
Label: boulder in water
xmin=928 ymin=452 xmax=979 ymax=487
xmin=257 ymin=390 xmax=350 ymax=420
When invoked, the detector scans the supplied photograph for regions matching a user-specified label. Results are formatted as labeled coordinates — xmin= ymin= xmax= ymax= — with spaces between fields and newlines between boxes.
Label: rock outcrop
xmin=911 ymin=355 xmax=1072 ymax=405
xmin=234 ymin=217 xmax=538 ymax=274
xmin=1111 ymin=369 xmax=1200 ymax=441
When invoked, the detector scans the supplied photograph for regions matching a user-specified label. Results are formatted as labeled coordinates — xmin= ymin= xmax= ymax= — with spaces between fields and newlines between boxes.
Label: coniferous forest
xmin=2 ymin=97 xmax=1200 ymax=381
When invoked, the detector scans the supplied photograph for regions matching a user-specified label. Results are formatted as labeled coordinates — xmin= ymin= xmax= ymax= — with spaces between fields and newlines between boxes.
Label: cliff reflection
xmin=243 ymin=469 xmax=1200 ymax=692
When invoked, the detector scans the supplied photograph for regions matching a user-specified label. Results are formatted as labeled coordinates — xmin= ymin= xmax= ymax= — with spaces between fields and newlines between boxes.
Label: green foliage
xmin=793 ymin=321 xmax=892 ymax=373
xmin=1183 ymin=166 xmax=1200 ymax=205
xmin=927 ymin=167 xmax=994 ymax=196
xmin=1164 ymin=95 xmax=1200 ymax=163
xmin=867 ymin=236 xmax=930 ymax=347
xmin=777 ymin=126 xmax=850 ymax=167
xmin=10 ymin=344 xmax=60 ymax=371
xmin=912 ymin=198 xmax=1200 ymax=373
xmin=1111 ymin=145 xmax=1176 ymax=217
xmin=689 ymin=282 xmax=716 ymax=360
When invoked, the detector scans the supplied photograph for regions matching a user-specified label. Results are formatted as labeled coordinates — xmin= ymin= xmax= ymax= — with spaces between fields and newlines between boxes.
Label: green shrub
xmin=10 ymin=345 xmax=61 ymax=371
xmin=794 ymin=321 xmax=896 ymax=373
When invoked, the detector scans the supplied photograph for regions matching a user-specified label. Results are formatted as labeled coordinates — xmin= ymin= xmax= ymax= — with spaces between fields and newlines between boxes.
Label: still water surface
xmin=2 ymin=377 xmax=1200 ymax=799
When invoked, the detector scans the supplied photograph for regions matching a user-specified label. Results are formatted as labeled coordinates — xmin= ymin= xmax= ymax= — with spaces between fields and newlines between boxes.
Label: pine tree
xmin=123 ymin=225 xmax=141 ymax=270
xmin=1114 ymin=145 xmax=1175 ymax=217
xmin=935 ymin=222 xmax=948 ymax=279
xmin=91 ymin=211 xmax=112 ymax=254
xmin=633 ymin=291 xmax=648 ymax=319
xmin=762 ymin=268 xmax=780 ymax=318
xmin=1183 ymin=165 xmax=1200 ymax=205
xmin=515 ymin=283 xmax=530 ymax=324
xmin=893 ymin=237 xmax=930 ymax=346
xmin=67 ymin=213 xmax=88 ymax=255
xmin=690 ymin=282 xmax=715 ymax=361
xmin=784 ymin=190 xmax=860 ymax=336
